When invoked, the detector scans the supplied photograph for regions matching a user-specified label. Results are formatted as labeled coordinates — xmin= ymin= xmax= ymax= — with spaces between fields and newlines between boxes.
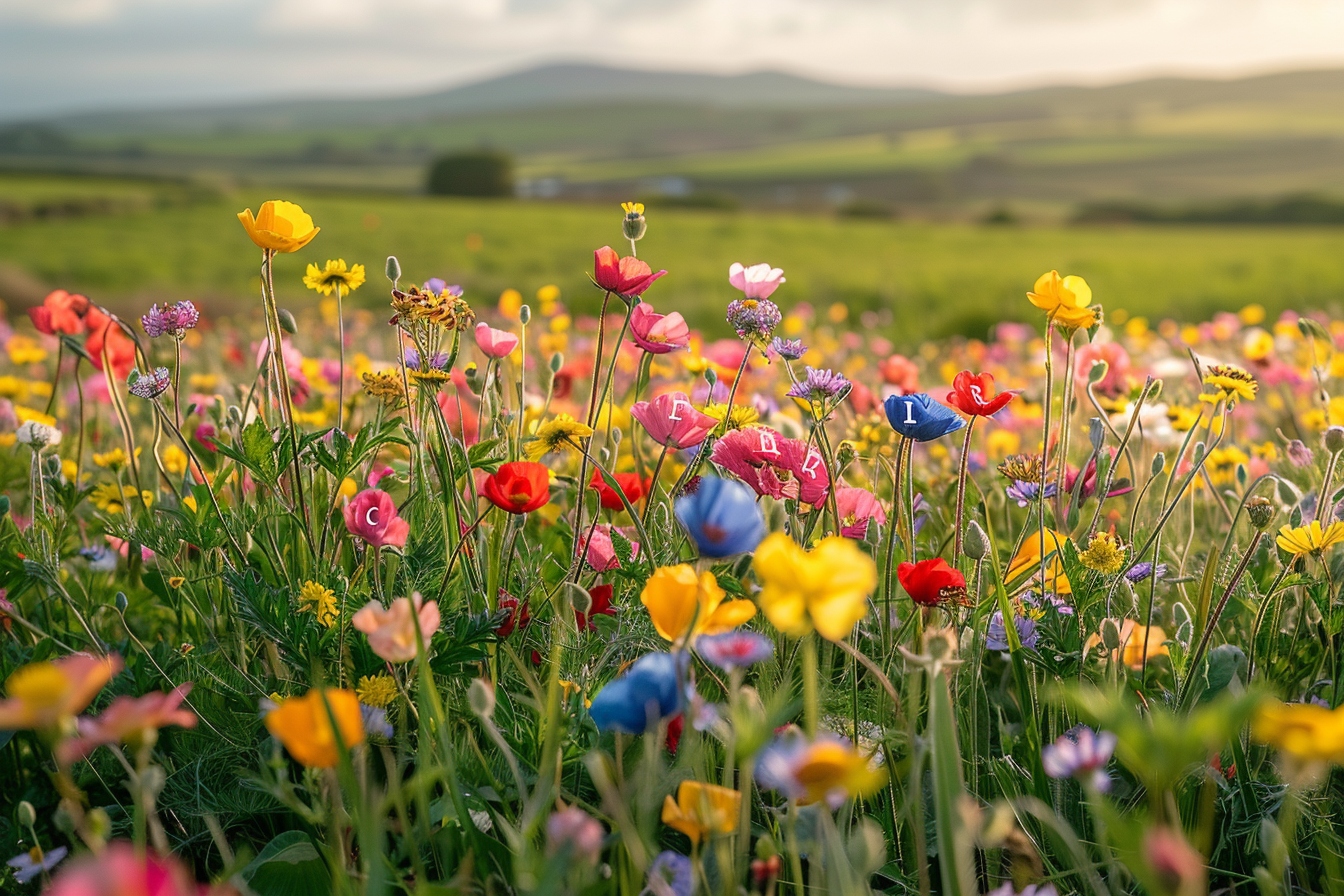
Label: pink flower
xmin=835 ymin=486 xmax=886 ymax=539
xmin=1074 ymin=340 xmax=1130 ymax=398
xmin=343 ymin=489 xmax=410 ymax=549
xmin=728 ymin=262 xmax=785 ymax=300
xmin=475 ymin=322 xmax=520 ymax=359
xmin=352 ymin=592 xmax=441 ymax=663
xmin=581 ymin=524 xmax=640 ymax=571
xmin=58 ymin=684 xmax=197 ymax=765
xmin=45 ymin=842 xmax=216 ymax=896
xmin=628 ymin=302 xmax=690 ymax=354
xmin=106 ymin=536 xmax=154 ymax=562
xmin=710 ymin=427 xmax=830 ymax=508
xmin=631 ymin=391 xmax=716 ymax=449
xmin=367 ymin=464 xmax=396 ymax=488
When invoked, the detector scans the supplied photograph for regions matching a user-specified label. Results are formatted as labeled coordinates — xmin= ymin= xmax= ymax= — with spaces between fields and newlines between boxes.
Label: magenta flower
xmin=710 ymin=426 xmax=830 ymax=508
xmin=835 ymin=486 xmax=886 ymax=539
xmin=728 ymin=262 xmax=786 ymax=300
xmin=141 ymin=300 xmax=199 ymax=339
xmin=581 ymin=524 xmax=640 ymax=571
xmin=343 ymin=489 xmax=410 ymax=549
xmin=696 ymin=631 xmax=774 ymax=671
xmin=629 ymin=302 xmax=690 ymax=354
xmin=631 ymin=391 xmax=717 ymax=450
xmin=475 ymin=321 xmax=519 ymax=359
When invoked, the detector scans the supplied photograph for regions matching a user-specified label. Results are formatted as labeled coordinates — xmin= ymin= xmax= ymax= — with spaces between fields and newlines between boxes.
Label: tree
xmin=426 ymin=150 xmax=514 ymax=198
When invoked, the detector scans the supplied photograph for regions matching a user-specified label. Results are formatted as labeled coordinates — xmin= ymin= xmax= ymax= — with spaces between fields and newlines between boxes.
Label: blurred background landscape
xmin=5 ymin=0 xmax=1344 ymax=340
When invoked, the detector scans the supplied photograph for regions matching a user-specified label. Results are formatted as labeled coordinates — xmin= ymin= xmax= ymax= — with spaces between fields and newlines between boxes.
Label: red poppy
xmin=593 ymin=246 xmax=667 ymax=298
xmin=28 ymin=289 xmax=90 ymax=336
xmin=945 ymin=370 xmax=1017 ymax=417
xmin=84 ymin=307 xmax=138 ymax=379
xmin=897 ymin=558 xmax=968 ymax=607
xmin=576 ymin=583 xmax=617 ymax=632
xmin=665 ymin=714 xmax=683 ymax=755
xmin=482 ymin=461 xmax=551 ymax=514
xmin=588 ymin=470 xmax=646 ymax=511
xmin=496 ymin=591 xmax=531 ymax=638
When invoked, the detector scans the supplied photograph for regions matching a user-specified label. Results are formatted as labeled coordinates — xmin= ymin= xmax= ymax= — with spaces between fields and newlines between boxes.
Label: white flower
xmin=8 ymin=845 xmax=68 ymax=884
xmin=15 ymin=420 xmax=61 ymax=449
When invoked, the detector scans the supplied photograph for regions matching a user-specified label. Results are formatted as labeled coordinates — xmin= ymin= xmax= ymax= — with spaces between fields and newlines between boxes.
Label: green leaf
xmin=240 ymin=419 xmax=280 ymax=485
xmin=240 ymin=831 xmax=332 ymax=896
xmin=1199 ymin=644 xmax=1247 ymax=703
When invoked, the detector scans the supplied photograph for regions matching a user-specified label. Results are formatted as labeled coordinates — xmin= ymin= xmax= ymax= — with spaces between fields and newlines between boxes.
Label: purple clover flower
xmin=1125 ymin=561 xmax=1168 ymax=583
xmin=769 ymin=337 xmax=807 ymax=360
xmin=404 ymin=347 xmax=450 ymax=370
xmin=127 ymin=367 xmax=172 ymax=399
xmin=726 ymin=297 xmax=782 ymax=342
xmin=786 ymin=366 xmax=849 ymax=403
xmin=141 ymin=301 xmax=199 ymax=339
xmin=696 ymin=631 xmax=774 ymax=671
xmin=1042 ymin=725 xmax=1117 ymax=792
xmin=1006 ymin=479 xmax=1057 ymax=507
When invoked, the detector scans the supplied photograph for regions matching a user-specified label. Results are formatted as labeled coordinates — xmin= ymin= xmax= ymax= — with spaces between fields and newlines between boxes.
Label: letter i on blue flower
xmin=884 ymin=392 xmax=965 ymax=442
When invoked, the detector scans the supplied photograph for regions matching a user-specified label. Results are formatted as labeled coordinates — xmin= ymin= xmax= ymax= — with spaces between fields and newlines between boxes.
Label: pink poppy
xmin=475 ymin=322 xmax=520 ymax=359
xmin=343 ymin=489 xmax=410 ymax=549
xmin=58 ymin=683 xmax=197 ymax=765
xmin=631 ymin=391 xmax=716 ymax=449
xmin=1074 ymin=341 xmax=1131 ymax=398
xmin=728 ymin=262 xmax=786 ymax=300
xmin=581 ymin=524 xmax=640 ymax=571
xmin=835 ymin=486 xmax=886 ymax=539
xmin=352 ymin=592 xmax=441 ymax=663
xmin=710 ymin=426 xmax=830 ymax=508
xmin=594 ymin=247 xmax=667 ymax=297
xmin=628 ymin=302 xmax=690 ymax=354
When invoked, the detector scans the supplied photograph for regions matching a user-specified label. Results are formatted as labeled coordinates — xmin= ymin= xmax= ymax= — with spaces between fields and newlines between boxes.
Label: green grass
xmin=2 ymin=176 xmax=1344 ymax=342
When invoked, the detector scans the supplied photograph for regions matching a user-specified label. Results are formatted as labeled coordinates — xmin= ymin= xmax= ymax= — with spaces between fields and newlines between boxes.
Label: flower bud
xmin=115 ymin=592 xmax=129 ymax=613
xmin=16 ymin=800 xmax=35 ymax=827
xmin=519 ymin=304 xmax=532 ymax=325
xmin=621 ymin=202 xmax=647 ymax=242
xmin=385 ymin=255 xmax=401 ymax=284
xmin=1151 ymin=452 xmax=1166 ymax=476
xmin=44 ymin=453 xmax=61 ymax=476
xmin=1287 ymin=439 xmax=1313 ymax=467
xmin=85 ymin=807 xmax=111 ymax=842
xmin=0 ymin=495 xmax=10 ymax=516
xmin=278 ymin=308 xmax=298 ymax=335
xmin=1088 ymin=360 xmax=1110 ymax=385
xmin=226 ymin=405 xmax=243 ymax=426
xmin=567 ymin=582 xmax=593 ymax=619
xmin=549 ymin=352 xmax=564 ymax=374
xmin=1325 ymin=426 xmax=1344 ymax=454
xmin=467 ymin=678 xmax=496 ymax=719
xmin=1246 ymin=495 xmax=1275 ymax=531
xmin=963 ymin=520 xmax=989 ymax=560
xmin=1088 ymin=417 xmax=1105 ymax=451
xmin=704 ymin=368 xmax=718 ymax=390
xmin=1100 ymin=618 xmax=1123 ymax=651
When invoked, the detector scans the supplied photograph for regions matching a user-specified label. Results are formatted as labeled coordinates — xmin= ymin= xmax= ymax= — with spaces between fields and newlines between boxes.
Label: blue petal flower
xmin=588 ymin=652 xmax=687 ymax=733
xmin=674 ymin=476 xmax=766 ymax=558
xmin=883 ymin=392 xmax=965 ymax=442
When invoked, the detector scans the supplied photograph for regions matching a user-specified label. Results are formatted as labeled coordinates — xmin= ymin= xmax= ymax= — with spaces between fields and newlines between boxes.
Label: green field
xmin=2 ymin=173 xmax=1344 ymax=342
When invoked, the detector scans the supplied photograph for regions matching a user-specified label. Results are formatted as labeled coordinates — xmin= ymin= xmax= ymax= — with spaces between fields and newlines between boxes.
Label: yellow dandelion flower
xmin=1276 ymin=521 xmax=1344 ymax=557
xmin=1078 ymin=532 xmax=1126 ymax=575
xmin=525 ymin=414 xmax=593 ymax=462
xmin=303 ymin=259 xmax=366 ymax=296
xmin=356 ymin=674 xmax=399 ymax=709
xmin=161 ymin=445 xmax=188 ymax=476
xmin=1199 ymin=363 xmax=1257 ymax=405
xmin=93 ymin=448 xmax=137 ymax=470
xmin=297 ymin=581 xmax=338 ymax=627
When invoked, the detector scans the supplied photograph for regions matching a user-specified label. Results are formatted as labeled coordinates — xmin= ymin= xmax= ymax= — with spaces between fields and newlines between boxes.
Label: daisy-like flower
xmin=303 ymin=259 xmax=366 ymax=296
xmin=7 ymin=845 xmax=68 ymax=884
xmin=362 ymin=370 xmax=406 ymax=408
xmin=356 ymin=674 xmax=398 ymax=708
xmin=127 ymin=367 xmax=172 ymax=400
xmin=297 ymin=581 xmax=338 ymax=627
xmin=526 ymin=413 xmax=593 ymax=461
xmin=1042 ymin=725 xmax=1117 ymax=792
xmin=726 ymin=298 xmax=782 ymax=343
xmin=1078 ymin=532 xmax=1126 ymax=575
xmin=786 ymin=366 xmax=849 ymax=404
xmin=140 ymin=301 xmax=199 ymax=339
xmin=695 ymin=631 xmax=774 ymax=671
xmin=1200 ymin=363 xmax=1258 ymax=405
xmin=1005 ymin=479 xmax=1056 ymax=507
xmin=769 ymin=337 xmax=807 ymax=360
xmin=1277 ymin=520 xmax=1344 ymax=557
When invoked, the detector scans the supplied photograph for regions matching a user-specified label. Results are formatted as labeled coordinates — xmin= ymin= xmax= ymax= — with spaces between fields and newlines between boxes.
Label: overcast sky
xmin=5 ymin=0 xmax=1344 ymax=119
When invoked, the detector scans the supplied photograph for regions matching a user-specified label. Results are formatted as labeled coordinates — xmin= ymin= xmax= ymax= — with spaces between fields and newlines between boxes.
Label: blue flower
xmin=883 ymin=392 xmax=965 ymax=442
xmin=647 ymin=851 xmax=693 ymax=896
xmin=588 ymin=652 xmax=687 ymax=733
xmin=986 ymin=611 xmax=1038 ymax=651
xmin=361 ymin=704 xmax=394 ymax=739
xmin=674 ymin=475 xmax=766 ymax=558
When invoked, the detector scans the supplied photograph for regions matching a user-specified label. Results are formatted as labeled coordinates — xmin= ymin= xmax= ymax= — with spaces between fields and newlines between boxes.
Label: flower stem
xmin=953 ymin=416 xmax=977 ymax=563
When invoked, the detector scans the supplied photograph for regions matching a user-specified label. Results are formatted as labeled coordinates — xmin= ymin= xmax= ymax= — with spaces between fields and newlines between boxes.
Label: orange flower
xmin=237 ymin=200 xmax=319 ymax=253
xmin=660 ymin=780 xmax=740 ymax=843
xmin=264 ymin=688 xmax=364 ymax=767
xmin=0 ymin=653 xmax=122 ymax=732
xmin=83 ymin=307 xmax=138 ymax=380
xmin=1085 ymin=619 xmax=1169 ymax=670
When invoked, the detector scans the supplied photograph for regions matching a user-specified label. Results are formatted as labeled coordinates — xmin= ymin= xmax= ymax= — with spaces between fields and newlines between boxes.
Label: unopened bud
xmin=16 ymin=801 xmax=35 ymax=827
xmin=467 ymin=678 xmax=496 ymax=719
xmin=1100 ymin=618 xmax=1123 ymax=651
xmin=622 ymin=204 xmax=647 ymax=242
xmin=277 ymin=308 xmax=297 ymax=335
xmin=85 ymin=807 xmax=111 ymax=842
xmin=925 ymin=626 xmax=958 ymax=662
xmin=0 ymin=495 xmax=10 ymax=516
xmin=115 ymin=592 xmax=129 ymax=612
xmin=567 ymin=582 xmax=593 ymax=619
xmin=549 ymin=352 xmax=564 ymax=374
xmin=1088 ymin=360 xmax=1109 ymax=385
xmin=519 ymin=304 xmax=532 ymax=325
xmin=44 ymin=453 xmax=61 ymax=476
xmin=226 ymin=405 xmax=243 ymax=426
xmin=1088 ymin=417 xmax=1105 ymax=451
xmin=705 ymin=368 xmax=718 ymax=390
xmin=1325 ymin=426 xmax=1344 ymax=453
xmin=963 ymin=520 xmax=989 ymax=560
xmin=385 ymin=255 xmax=401 ymax=284
xmin=1151 ymin=452 xmax=1166 ymax=476
xmin=1247 ymin=496 xmax=1275 ymax=531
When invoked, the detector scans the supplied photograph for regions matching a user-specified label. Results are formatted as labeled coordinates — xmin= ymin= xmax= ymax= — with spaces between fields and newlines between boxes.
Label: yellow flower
xmin=536 ymin=283 xmax=561 ymax=304
xmin=93 ymin=448 xmax=137 ymax=470
xmin=1084 ymin=619 xmax=1168 ymax=669
xmin=7 ymin=336 xmax=47 ymax=366
xmin=304 ymin=259 xmax=366 ymax=296
xmin=1166 ymin=404 xmax=1203 ymax=433
xmin=356 ymin=674 xmax=398 ymax=709
xmin=1199 ymin=363 xmax=1258 ymax=405
xmin=161 ymin=445 xmax=188 ymax=476
xmin=1242 ymin=328 xmax=1274 ymax=362
xmin=780 ymin=737 xmax=888 ymax=805
xmin=1205 ymin=446 xmax=1249 ymax=487
xmin=1239 ymin=303 xmax=1267 ymax=325
xmin=498 ymin=288 xmax=523 ymax=319
xmin=264 ymin=688 xmax=365 ymax=768
xmin=237 ymin=200 xmax=320 ymax=253
xmin=1078 ymin=532 xmax=1125 ymax=575
xmin=0 ymin=654 xmax=121 ymax=731
xmin=752 ymin=534 xmax=875 ymax=642
xmin=297 ymin=581 xmax=338 ymax=627
xmin=338 ymin=477 xmax=359 ymax=500
xmin=361 ymin=370 xmax=406 ymax=408
xmin=1276 ymin=521 xmax=1344 ymax=557
xmin=526 ymin=413 xmax=593 ymax=461
xmin=15 ymin=405 xmax=56 ymax=427
xmin=703 ymin=402 xmax=759 ymax=435
xmin=1005 ymin=529 xmax=1072 ymax=595
xmin=89 ymin=483 xmax=153 ymax=514
xmin=1027 ymin=271 xmax=1098 ymax=331
xmin=1252 ymin=701 xmax=1344 ymax=765
xmin=660 ymin=781 xmax=740 ymax=844
xmin=621 ymin=201 xmax=645 ymax=215
xmin=640 ymin=565 xmax=756 ymax=646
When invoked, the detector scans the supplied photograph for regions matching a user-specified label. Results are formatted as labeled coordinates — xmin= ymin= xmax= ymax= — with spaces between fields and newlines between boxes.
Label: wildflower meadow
xmin=1 ymin=196 xmax=1343 ymax=896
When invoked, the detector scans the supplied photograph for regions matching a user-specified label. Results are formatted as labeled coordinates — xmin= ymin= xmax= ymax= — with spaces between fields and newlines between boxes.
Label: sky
xmin=5 ymin=0 xmax=1344 ymax=119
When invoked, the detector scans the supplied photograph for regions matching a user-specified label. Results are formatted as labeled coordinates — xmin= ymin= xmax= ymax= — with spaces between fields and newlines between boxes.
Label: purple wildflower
xmin=696 ymin=631 xmax=774 ymax=671
xmin=361 ymin=704 xmax=393 ymax=739
xmin=647 ymin=851 xmax=693 ymax=896
xmin=422 ymin=279 xmax=462 ymax=298
xmin=1042 ymin=724 xmax=1117 ymax=792
xmin=786 ymin=366 xmax=849 ymax=403
xmin=769 ymin=337 xmax=807 ymax=360
xmin=141 ymin=301 xmax=199 ymax=339
xmin=404 ymin=347 xmax=450 ymax=370
xmin=1125 ymin=561 xmax=1168 ymax=583
xmin=1287 ymin=439 xmax=1313 ymax=467
xmin=987 ymin=885 xmax=1058 ymax=896
xmin=127 ymin=367 xmax=172 ymax=400
xmin=986 ymin=611 xmax=1038 ymax=651
xmin=726 ymin=297 xmax=782 ymax=342
xmin=1006 ymin=479 xmax=1057 ymax=507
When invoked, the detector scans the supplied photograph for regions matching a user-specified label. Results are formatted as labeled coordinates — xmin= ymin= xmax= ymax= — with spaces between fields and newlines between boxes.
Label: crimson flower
xmin=576 ymin=584 xmax=617 ymax=632
xmin=589 ymin=470 xmax=646 ymax=511
xmin=897 ymin=558 xmax=968 ymax=606
xmin=482 ymin=461 xmax=551 ymax=514
xmin=496 ymin=591 xmax=531 ymax=638
xmin=946 ymin=370 xmax=1017 ymax=417
xmin=593 ymin=246 xmax=667 ymax=298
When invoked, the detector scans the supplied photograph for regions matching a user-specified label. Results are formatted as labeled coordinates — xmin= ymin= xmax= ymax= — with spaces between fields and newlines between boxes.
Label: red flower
xmin=28 ymin=289 xmax=90 ymax=336
xmin=665 ymin=714 xmax=684 ymax=755
xmin=576 ymin=583 xmax=617 ymax=632
xmin=589 ymin=470 xmax=646 ymax=511
xmin=897 ymin=558 xmax=967 ymax=606
xmin=482 ymin=461 xmax=551 ymax=514
xmin=496 ymin=591 xmax=531 ymax=638
xmin=593 ymin=246 xmax=667 ymax=298
xmin=84 ymin=307 xmax=138 ymax=379
xmin=946 ymin=370 xmax=1017 ymax=417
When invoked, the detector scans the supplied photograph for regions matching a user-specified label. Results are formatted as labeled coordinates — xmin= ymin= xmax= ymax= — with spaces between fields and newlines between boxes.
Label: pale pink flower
xmin=835 ymin=486 xmax=886 ymax=539
xmin=475 ymin=322 xmax=520 ymax=359
xmin=628 ymin=302 xmax=690 ymax=354
xmin=352 ymin=593 xmax=441 ymax=663
xmin=728 ymin=262 xmax=786 ymax=300
xmin=343 ymin=489 xmax=410 ymax=549
xmin=631 ymin=391 xmax=716 ymax=449
xmin=1074 ymin=340 xmax=1131 ymax=398
xmin=58 ymin=683 xmax=197 ymax=765
xmin=106 ymin=536 xmax=154 ymax=562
